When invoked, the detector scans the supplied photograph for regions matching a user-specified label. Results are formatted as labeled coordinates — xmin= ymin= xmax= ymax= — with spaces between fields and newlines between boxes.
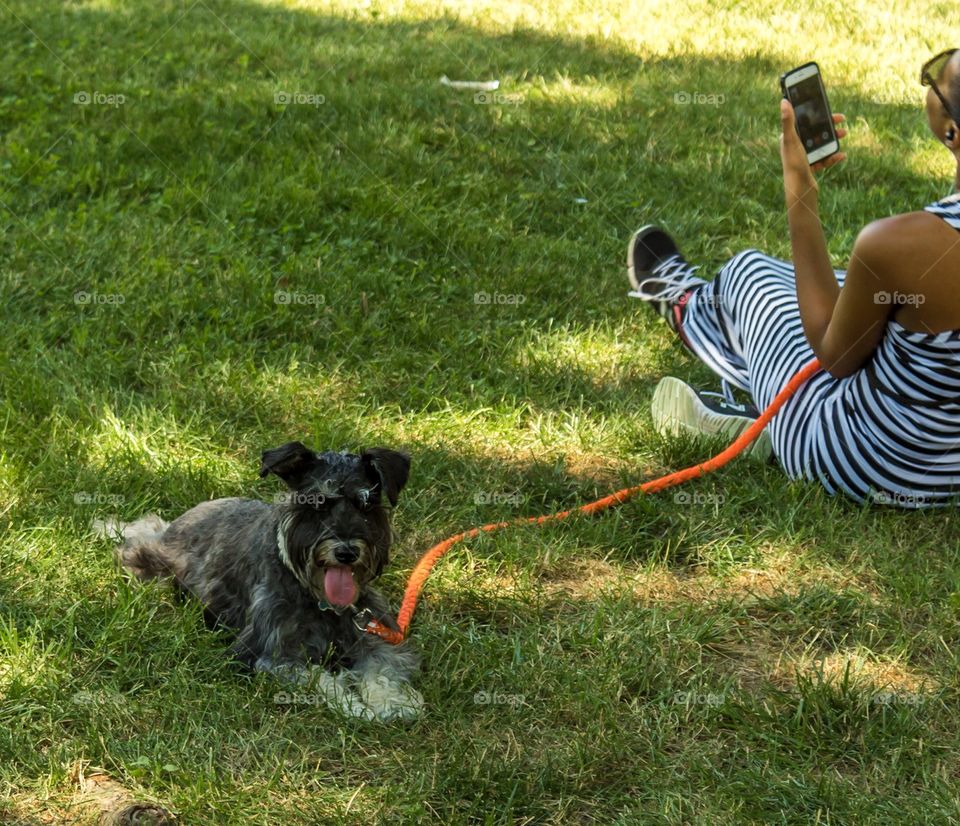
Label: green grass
xmin=2 ymin=0 xmax=960 ymax=822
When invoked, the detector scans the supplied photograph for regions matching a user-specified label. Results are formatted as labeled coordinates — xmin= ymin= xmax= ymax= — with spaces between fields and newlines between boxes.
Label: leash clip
xmin=352 ymin=608 xmax=404 ymax=645
xmin=352 ymin=607 xmax=376 ymax=634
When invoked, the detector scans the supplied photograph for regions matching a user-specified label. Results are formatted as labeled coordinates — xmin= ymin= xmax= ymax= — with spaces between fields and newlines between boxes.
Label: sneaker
xmin=626 ymin=226 xmax=706 ymax=333
xmin=651 ymin=376 xmax=773 ymax=461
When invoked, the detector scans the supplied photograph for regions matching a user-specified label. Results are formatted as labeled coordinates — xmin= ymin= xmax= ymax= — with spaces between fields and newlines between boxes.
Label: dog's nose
xmin=334 ymin=545 xmax=358 ymax=564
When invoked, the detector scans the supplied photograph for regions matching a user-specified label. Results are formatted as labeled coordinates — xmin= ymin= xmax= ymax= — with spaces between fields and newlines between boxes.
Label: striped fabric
xmin=679 ymin=194 xmax=960 ymax=508
xmin=924 ymin=191 xmax=960 ymax=229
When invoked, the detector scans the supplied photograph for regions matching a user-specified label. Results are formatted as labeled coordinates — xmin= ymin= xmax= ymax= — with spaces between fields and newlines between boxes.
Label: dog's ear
xmin=361 ymin=448 xmax=410 ymax=506
xmin=259 ymin=441 xmax=319 ymax=486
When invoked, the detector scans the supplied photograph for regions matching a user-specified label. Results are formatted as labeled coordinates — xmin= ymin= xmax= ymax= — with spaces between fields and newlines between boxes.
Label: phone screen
xmin=786 ymin=75 xmax=834 ymax=152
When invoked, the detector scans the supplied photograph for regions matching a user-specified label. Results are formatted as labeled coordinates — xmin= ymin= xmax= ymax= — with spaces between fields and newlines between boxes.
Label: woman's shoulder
xmin=861 ymin=192 xmax=960 ymax=240
xmin=854 ymin=211 xmax=953 ymax=262
xmin=860 ymin=210 xmax=946 ymax=236
xmin=851 ymin=208 xmax=960 ymax=334
xmin=852 ymin=212 xmax=959 ymax=302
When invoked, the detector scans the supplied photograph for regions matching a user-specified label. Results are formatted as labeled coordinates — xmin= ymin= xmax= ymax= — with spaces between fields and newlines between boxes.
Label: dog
xmin=102 ymin=441 xmax=422 ymax=722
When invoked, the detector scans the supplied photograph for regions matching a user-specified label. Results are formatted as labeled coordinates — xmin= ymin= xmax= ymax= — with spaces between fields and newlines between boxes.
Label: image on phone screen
xmin=787 ymin=75 xmax=833 ymax=152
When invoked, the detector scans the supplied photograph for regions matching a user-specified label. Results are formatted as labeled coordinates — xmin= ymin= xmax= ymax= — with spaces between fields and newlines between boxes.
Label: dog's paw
xmin=90 ymin=515 xmax=123 ymax=541
xmin=273 ymin=664 xmax=375 ymax=721
xmin=314 ymin=671 xmax=377 ymax=721
xmin=356 ymin=674 xmax=423 ymax=722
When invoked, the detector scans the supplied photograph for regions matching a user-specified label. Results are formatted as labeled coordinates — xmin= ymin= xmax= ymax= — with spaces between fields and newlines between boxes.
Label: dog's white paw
xmin=356 ymin=674 xmax=423 ymax=722
xmin=269 ymin=663 xmax=375 ymax=721
xmin=90 ymin=515 xmax=124 ymax=540
xmin=313 ymin=670 xmax=377 ymax=721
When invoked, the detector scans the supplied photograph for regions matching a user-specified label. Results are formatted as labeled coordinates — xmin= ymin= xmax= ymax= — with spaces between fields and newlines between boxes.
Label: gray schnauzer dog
xmin=105 ymin=441 xmax=422 ymax=722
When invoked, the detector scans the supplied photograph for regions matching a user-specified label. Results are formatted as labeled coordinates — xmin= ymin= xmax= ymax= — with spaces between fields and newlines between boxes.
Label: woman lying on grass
xmin=628 ymin=49 xmax=960 ymax=509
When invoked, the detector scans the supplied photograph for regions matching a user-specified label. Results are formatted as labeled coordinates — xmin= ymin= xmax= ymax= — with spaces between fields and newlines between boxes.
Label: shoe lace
xmin=701 ymin=381 xmax=753 ymax=415
xmin=720 ymin=379 xmax=737 ymax=406
xmin=629 ymin=254 xmax=703 ymax=304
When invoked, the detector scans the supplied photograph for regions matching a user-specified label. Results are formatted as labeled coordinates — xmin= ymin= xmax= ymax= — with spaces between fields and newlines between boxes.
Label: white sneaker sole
xmin=651 ymin=377 xmax=773 ymax=462
xmin=626 ymin=228 xmax=644 ymax=293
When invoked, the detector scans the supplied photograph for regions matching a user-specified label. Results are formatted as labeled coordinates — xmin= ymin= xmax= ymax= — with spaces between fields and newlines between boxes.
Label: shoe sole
xmin=651 ymin=377 xmax=773 ymax=462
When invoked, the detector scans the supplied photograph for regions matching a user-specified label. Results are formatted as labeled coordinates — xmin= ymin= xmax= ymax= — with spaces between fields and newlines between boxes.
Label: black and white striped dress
xmin=680 ymin=193 xmax=960 ymax=508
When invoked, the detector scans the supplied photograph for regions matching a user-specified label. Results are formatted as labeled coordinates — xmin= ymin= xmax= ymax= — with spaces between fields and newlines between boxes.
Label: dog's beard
xmin=276 ymin=516 xmax=372 ymax=607
xmin=309 ymin=539 xmax=369 ymax=606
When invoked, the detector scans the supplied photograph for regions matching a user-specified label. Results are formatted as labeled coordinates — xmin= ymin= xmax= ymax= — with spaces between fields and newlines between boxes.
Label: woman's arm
xmin=785 ymin=187 xmax=840 ymax=350
xmin=779 ymin=100 xmax=891 ymax=378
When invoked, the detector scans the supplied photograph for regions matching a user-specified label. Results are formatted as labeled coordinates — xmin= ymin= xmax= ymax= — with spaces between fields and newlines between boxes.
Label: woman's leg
xmin=680 ymin=249 xmax=845 ymax=473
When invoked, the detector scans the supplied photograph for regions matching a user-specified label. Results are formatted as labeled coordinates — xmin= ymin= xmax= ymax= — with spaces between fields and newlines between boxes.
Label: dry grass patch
xmin=533 ymin=546 xmax=875 ymax=607
xmin=771 ymin=649 xmax=937 ymax=697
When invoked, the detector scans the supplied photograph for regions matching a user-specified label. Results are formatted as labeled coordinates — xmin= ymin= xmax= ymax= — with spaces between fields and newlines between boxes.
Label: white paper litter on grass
xmin=439 ymin=75 xmax=500 ymax=91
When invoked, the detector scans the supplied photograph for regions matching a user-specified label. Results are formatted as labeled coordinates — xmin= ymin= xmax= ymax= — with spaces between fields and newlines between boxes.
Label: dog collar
xmin=315 ymin=597 xmax=352 ymax=615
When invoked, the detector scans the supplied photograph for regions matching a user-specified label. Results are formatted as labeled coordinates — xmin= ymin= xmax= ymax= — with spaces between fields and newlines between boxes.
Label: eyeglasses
xmin=921 ymin=48 xmax=959 ymax=123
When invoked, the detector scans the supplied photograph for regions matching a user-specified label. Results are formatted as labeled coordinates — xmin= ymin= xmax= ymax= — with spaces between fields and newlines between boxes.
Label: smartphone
xmin=780 ymin=62 xmax=839 ymax=165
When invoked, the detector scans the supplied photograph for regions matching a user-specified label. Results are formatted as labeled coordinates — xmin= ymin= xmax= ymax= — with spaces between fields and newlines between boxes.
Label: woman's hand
xmin=779 ymin=98 xmax=847 ymax=211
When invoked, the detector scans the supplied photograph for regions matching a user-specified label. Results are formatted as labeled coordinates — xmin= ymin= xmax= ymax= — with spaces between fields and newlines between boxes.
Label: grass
xmin=1 ymin=0 xmax=960 ymax=822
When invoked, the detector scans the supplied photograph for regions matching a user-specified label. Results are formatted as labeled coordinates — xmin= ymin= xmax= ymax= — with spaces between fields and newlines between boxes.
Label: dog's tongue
xmin=324 ymin=566 xmax=358 ymax=606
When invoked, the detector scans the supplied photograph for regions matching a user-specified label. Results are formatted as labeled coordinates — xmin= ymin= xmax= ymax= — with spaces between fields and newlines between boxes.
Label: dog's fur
xmin=104 ymin=441 xmax=422 ymax=722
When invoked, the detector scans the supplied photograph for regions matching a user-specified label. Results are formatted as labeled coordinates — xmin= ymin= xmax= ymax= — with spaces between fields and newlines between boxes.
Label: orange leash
xmin=362 ymin=358 xmax=822 ymax=644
